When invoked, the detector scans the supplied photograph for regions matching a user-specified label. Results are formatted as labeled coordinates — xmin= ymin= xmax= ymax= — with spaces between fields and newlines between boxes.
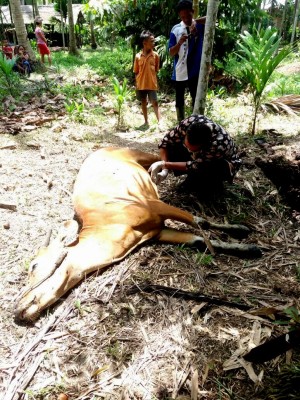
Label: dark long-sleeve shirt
xmin=158 ymin=115 xmax=241 ymax=177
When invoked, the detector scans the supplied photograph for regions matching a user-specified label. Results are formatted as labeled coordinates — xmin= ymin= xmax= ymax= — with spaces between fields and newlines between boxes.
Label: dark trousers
xmin=175 ymin=75 xmax=199 ymax=108
xmin=167 ymin=144 xmax=232 ymax=187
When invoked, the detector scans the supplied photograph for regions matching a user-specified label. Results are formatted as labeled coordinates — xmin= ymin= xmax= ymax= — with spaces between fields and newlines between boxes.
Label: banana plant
xmin=111 ymin=76 xmax=132 ymax=128
xmin=237 ymin=27 xmax=293 ymax=135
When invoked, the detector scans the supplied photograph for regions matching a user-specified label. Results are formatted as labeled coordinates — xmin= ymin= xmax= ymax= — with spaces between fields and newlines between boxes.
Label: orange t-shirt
xmin=133 ymin=50 xmax=160 ymax=90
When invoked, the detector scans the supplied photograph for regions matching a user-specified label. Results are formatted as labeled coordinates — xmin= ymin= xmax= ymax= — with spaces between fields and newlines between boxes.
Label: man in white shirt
xmin=169 ymin=0 xmax=205 ymax=122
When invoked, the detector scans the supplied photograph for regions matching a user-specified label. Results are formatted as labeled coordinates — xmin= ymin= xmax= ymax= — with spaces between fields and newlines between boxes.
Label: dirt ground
xmin=1 ymin=88 xmax=300 ymax=400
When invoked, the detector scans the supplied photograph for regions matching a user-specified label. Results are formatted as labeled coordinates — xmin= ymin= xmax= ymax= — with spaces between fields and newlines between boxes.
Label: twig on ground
xmin=128 ymin=284 xmax=252 ymax=311
xmin=0 ymin=203 xmax=17 ymax=211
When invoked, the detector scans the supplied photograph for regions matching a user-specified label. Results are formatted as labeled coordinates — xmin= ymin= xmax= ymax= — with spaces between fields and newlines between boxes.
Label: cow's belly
xmin=73 ymin=154 xmax=159 ymax=213
xmin=73 ymin=148 xmax=162 ymax=250
xmin=79 ymin=222 xmax=161 ymax=261
xmin=76 ymin=199 xmax=163 ymax=233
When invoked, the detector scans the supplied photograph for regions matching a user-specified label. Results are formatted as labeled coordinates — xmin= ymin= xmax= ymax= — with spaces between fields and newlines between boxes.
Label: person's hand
xmin=178 ymin=34 xmax=188 ymax=45
xmin=156 ymin=168 xmax=169 ymax=185
xmin=190 ymin=21 xmax=197 ymax=35
xmin=148 ymin=161 xmax=163 ymax=182
xmin=148 ymin=161 xmax=169 ymax=184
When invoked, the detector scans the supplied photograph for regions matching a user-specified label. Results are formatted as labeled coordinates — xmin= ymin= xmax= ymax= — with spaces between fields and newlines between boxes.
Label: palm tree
xmin=279 ymin=0 xmax=289 ymax=39
xmin=82 ymin=7 xmax=97 ymax=49
xmin=67 ymin=0 xmax=79 ymax=56
xmin=193 ymin=0 xmax=199 ymax=17
xmin=90 ymin=17 xmax=97 ymax=49
xmin=54 ymin=0 xmax=67 ymax=48
xmin=291 ymin=0 xmax=300 ymax=44
xmin=237 ymin=27 xmax=292 ymax=135
xmin=82 ymin=0 xmax=113 ymax=50
xmin=9 ymin=0 xmax=36 ymax=60
xmin=193 ymin=0 xmax=220 ymax=115
xmin=32 ymin=0 xmax=39 ymax=19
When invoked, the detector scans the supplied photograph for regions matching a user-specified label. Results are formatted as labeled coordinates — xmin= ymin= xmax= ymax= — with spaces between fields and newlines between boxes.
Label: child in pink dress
xmin=34 ymin=17 xmax=52 ymax=66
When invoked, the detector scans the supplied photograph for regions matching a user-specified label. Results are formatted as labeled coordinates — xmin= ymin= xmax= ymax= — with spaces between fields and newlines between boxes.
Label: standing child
xmin=34 ymin=17 xmax=52 ymax=66
xmin=133 ymin=30 xmax=161 ymax=127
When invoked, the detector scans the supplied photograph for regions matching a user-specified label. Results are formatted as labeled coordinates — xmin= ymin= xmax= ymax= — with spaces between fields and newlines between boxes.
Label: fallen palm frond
xmin=262 ymin=94 xmax=300 ymax=115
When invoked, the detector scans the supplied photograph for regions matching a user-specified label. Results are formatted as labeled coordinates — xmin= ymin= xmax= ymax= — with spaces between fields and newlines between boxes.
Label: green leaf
xmin=0 ymin=53 xmax=16 ymax=75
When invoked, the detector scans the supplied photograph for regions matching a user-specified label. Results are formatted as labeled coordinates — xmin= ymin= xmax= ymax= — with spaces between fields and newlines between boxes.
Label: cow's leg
xmin=157 ymin=228 xmax=262 ymax=259
xmin=149 ymin=200 xmax=197 ymax=227
xmin=131 ymin=150 xmax=161 ymax=169
xmin=151 ymin=201 xmax=251 ymax=239
xmin=107 ymin=148 xmax=161 ymax=169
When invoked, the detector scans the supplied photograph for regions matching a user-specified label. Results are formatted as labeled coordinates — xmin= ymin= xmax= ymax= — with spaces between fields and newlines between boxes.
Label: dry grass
xmin=0 ymin=82 xmax=300 ymax=400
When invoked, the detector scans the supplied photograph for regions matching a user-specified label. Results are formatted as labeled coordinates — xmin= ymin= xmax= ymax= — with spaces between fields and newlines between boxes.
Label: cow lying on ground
xmin=15 ymin=147 xmax=262 ymax=322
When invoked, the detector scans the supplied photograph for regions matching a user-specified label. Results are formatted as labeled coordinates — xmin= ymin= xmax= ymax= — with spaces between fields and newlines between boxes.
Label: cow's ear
xmin=58 ymin=220 xmax=79 ymax=246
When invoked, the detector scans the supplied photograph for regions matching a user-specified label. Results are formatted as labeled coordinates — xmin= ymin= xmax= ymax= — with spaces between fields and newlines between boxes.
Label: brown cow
xmin=15 ymin=147 xmax=261 ymax=321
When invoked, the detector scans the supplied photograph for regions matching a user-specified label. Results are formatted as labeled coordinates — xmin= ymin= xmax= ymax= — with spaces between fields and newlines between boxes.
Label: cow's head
xmin=15 ymin=220 xmax=79 ymax=322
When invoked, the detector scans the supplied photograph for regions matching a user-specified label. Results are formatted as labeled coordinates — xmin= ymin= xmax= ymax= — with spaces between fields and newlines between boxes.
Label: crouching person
xmin=13 ymin=45 xmax=33 ymax=76
xmin=148 ymin=115 xmax=241 ymax=195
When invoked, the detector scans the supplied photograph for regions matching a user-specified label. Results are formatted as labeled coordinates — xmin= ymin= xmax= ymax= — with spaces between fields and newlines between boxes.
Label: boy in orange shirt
xmin=133 ymin=30 xmax=161 ymax=126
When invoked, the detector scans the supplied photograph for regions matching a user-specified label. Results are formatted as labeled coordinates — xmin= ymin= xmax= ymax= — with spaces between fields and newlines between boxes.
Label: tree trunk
xmin=32 ymin=0 xmax=38 ymax=19
xmin=193 ymin=0 xmax=219 ymax=115
xmin=291 ymin=0 xmax=300 ymax=44
xmin=257 ymin=0 xmax=265 ymax=32
xmin=90 ymin=18 xmax=97 ymax=49
xmin=8 ymin=1 xmax=14 ymax=28
xmin=269 ymin=0 xmax=276 ymax=19
xmin=251 ymin=98 xmax=260 ymax=135
xmin=193 ymin=0 xmax=199 ymax=17
xmin=60 ymin=6 xmax=66 ymax=48
xmin=9 ymin=0 xmax=36 ymax=60
xmin=279 ymin=0 xmax=289 ymax=39
xmin=0 ymin=7 xmax=4 ymax=38
xmin=67 ymin=0 xmax=79 ymax=55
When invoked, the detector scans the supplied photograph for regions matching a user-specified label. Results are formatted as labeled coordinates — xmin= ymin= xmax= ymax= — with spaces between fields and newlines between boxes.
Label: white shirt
xmin=170 ymin=21 xmax=191 ymax=81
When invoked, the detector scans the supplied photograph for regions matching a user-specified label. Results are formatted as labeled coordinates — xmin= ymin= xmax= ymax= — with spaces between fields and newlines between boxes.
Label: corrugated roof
xmin=0 ymin=4 xmax=84 ymax=25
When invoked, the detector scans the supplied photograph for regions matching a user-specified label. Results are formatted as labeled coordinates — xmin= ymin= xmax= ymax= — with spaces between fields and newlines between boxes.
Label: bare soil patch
xmin=277 ymin=61 xmax=300 ymax=75
xmin=1 ymin=89 xmax=300 ymax=400
xmin=254 ymin=130 xmax=300 ymax=211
